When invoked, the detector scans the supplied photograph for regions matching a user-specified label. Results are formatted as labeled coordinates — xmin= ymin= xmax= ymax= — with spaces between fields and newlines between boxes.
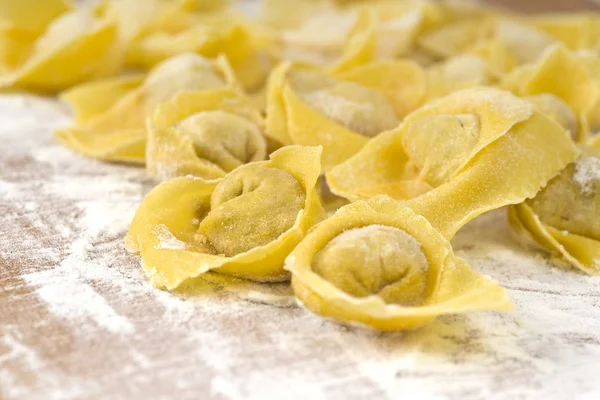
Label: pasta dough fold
xmin=126 ymin=145 xmax=325 ymax=288
xmin=146 ymin=88 xmax=266 ymax=180
xmin=501 ymin=44 xmax=600 ymax=141
xmin=509 ymin=145 xmax=600 ymax=275
xmin=327 ymin=87 xmax=580 ymax=239
xmin=285 ymin=195 xmax=513 ymax=331
xmin=0 ymin=6 xmax=121 ymax=92
xmin=265 ymin=62 xmax=408 ymax=170
xmin=55 ymin=53 xmax=239 ymax=163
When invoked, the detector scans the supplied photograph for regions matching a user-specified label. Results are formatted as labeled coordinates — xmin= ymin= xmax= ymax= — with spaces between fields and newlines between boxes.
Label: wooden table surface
xmin=2 ymin=1 xmax=600 ymax=400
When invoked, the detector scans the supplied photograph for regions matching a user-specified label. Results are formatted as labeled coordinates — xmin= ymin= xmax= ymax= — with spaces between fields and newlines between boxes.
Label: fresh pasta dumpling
xmin=312 ymin=225 xmax=429 ymax=305
xmin=336 ymin=59 xmax=427 ymax=120
xmin=0 ymin=6 xmax=120 ymax=92
xmin=197 ymin=164 xmax=305 ymax=256
xmin=279 ymin=8 xmax=376 ymax=74
xmin=285 ymin=195 xmax=513 ymax=331
xmin=327 ymin=87 xmax=579 ymax=239
xmin=147 ymin=89 xmax=266 ymax=180
xmin=501 ymin=44 xmax=599 ymax=141
xmin=127 ymin=11 xmax=272 ymax=92
xmin=55 ymin=53 xmax=239 ymax=163
xmin=126 ymin=145 xmax=325 ymax=288
xmin=509 ymin=145 xmax=600 ymax=275
xmin=265 ymin=62 xmax=404 ymax=170
xmin=300 ymin=79 xmax=399 ymax=137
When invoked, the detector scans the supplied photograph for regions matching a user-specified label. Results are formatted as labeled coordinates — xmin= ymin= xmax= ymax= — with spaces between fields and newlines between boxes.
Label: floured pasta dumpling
xmin=285 ymin=195 xmax=513 ymax=331
xmin=126 ymin=10 xmax=272 ymax=92
xmin=509 ymin=146 xmax=600 ymax=275
xmin=0 ymin=6 xmax=120 ymax=91
xmin=179 ymin=112 xmax=265 ymax=170
xmin=197 ymin=164 xmax=305 ymax=256
xmin=336 ymin=59 xmax=427 ymax=120
xmin=126 ymin=145 xmax=325 ymax=288
xmin=147 ymin=88 xmax=266 ymax=180
xmin=312 ymin=225 xmax=428 ymax=305
xmin=278 ymin=8 xmax=375 ymax=74
xmin=300 ymin=80 xmax=399 ymax=137
xmin=265 ymin=63 xmax=400 ymax=170
xmin=501 ymin=44 xmax=600 ymax=141
xmin=327 ymin=87 xmax=579 ymax=239
xmin=55 ymin=53 xmax=239 ymax=163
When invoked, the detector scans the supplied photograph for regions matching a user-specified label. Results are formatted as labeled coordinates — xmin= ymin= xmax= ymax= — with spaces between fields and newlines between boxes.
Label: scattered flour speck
xmin=573 ymin=156 xmax=600 ymax=194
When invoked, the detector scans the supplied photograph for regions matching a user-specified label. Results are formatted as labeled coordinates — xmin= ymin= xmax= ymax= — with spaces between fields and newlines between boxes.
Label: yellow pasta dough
xmin=327 ymin=87 xmax=579 ymax=239
xmin=265 ymin=62 xmax=404 ymax=170
xmin=509 ymin=145 xmax=600 ymax=275
xmin=0 ymin=6 xmax=121 ymax=92
xmin=0 ymin=0 xmax=71 ymax=71
xmin=278 ymin=8 xmax=376 ymax=74
xmin=425 ymin=54 xmax=491 ymax=101
xmin=529 ymin=14 xmax=600 ymax=51
xmin=285 ymin=195 xmax=513 ymax=331
xmin=0 ymin=0 xmax=71 ymax=34
xmin=55 ymin=53 xmax=239 ymax=164
xmin=146 ymin=88 xmax=266 ymax=180
xmin=501 ymin=44 xmax=599 ymax=142
xmin=125 ymin=145 xmax=325 ymax=288
xmin=525 ymin=93 xmax=578 ymax=138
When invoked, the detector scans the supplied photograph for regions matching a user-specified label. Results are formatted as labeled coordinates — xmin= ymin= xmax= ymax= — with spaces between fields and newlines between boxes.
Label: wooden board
xmin=2 ymin=1 xmax=600 ymax=399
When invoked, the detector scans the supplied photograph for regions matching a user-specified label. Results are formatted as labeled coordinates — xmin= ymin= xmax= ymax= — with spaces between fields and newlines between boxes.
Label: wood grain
xmin=2 ymin=1 xmax=600 ymax=400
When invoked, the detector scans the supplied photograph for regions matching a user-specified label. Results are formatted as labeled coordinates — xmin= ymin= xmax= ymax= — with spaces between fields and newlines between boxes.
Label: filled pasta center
xmin=312 ymin=224 xmax=429 ymax=306
xmin=196 ymin=165 xmax=306 ymax=257
xmin=178 ymin=110 xmax=266 ymax=172
xmin=529 ymin=151 xmax=600 ymax=241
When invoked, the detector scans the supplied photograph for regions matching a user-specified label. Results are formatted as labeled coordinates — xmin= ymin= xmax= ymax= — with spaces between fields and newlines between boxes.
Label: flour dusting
xmin=153 ymin=224 xmax=188 ymax=250
xmin=573 ymin=156 xmax=600 ymax=194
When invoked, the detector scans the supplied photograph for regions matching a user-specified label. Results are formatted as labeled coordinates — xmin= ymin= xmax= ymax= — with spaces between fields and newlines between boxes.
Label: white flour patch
xmin=573 ymin=156 xmax=600 ymax=194
xmin=153 ymin=224 xmax=188 ymax=250
xmin=24 ymin=270 xmax=135 ymax=335
xmin=22 ymin=239 xmax=136 ymax=335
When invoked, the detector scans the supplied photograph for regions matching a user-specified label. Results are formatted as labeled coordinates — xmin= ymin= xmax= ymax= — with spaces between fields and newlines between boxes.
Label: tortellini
xmin=277 ymin=8 xmax=376 ymax=74
xmin=0 ymin=6 xmax=121 ymax=92
xmin=501 ymin=44 xmax=600 ymax=141
xmin=125 ymin=145 xmax=325 ymax=288
xmin=327 ymin=87 xmax=579 ymax=239
xmin=55 ymin=53 xmax=239 ymax=163
xmin=146 ymin=88 xmax=266 ymax=180
xmin=509 ymin=145 xmax=600 ymax=275
xmin=285 ymin=195 xmax=513 ymax=331
xmin=129 ymin=12 xmax=271 ymax=92
xmin=265 ymin=62 xmax=409 ymax=170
